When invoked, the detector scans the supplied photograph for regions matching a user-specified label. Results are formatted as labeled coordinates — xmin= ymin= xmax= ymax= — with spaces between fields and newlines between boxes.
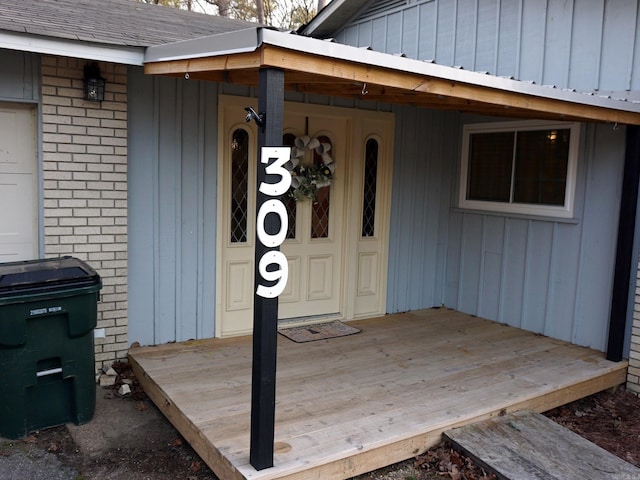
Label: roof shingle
xmin=0 ymin=0 xmax=260 ymax=47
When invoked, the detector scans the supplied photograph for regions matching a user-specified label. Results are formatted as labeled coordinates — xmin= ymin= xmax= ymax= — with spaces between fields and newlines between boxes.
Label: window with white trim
xmin=459 ymin=121 xmax=580 ymax=218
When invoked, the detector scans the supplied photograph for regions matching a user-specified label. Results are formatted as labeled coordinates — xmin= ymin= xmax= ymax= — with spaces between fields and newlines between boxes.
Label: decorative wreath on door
xmin=285 ymin=136 xmax=336 ymax=202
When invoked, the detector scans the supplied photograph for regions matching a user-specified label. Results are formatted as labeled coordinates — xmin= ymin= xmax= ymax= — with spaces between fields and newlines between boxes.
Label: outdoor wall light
xmin=244 ymin=106 xmax=265 ymax=131
xmin=83 ymin=63 xmax=105 ymax=102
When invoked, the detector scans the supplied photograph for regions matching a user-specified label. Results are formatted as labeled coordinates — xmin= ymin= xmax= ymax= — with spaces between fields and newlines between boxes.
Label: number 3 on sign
xmin=256 ymin=147 xmax=291 ymax=299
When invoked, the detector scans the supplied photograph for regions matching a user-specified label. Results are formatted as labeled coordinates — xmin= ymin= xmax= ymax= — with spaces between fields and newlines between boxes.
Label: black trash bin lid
xmin=0 ymin=256 xmax=100 ymax=295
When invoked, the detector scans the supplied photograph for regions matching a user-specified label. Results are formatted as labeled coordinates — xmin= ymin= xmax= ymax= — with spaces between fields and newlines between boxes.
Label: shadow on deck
xmin=128 ymin=308 xmax=628 ymax=480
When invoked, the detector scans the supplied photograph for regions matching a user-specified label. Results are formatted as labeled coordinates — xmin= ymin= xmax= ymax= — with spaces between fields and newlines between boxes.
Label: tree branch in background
xmin=136 ymin=0 xmax=322 ymax=29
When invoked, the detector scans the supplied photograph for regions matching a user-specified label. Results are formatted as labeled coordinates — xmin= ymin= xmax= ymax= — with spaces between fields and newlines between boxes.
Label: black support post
xmin=250 ymin=67 xmax=285 ymax=471
xmin=607 ymin=125 xmax=640 ymax=362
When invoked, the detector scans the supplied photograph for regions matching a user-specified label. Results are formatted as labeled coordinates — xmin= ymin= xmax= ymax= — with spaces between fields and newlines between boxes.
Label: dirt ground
xmin=3 ymin=363 xmax=639 ymax=480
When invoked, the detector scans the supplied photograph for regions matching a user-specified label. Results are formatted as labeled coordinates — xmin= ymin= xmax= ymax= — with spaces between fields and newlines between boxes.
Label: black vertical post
xmin=607 ymin=125 xmax=640 ymax=362
xmin=250 ymin=67 xmax=285 ymax=471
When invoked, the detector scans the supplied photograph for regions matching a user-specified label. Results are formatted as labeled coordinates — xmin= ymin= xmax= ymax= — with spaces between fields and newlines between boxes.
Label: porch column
xmin=607 ymin=125 xmax=640 ymax=362
xmin=250 ymin=67 xmax=285 ymax=471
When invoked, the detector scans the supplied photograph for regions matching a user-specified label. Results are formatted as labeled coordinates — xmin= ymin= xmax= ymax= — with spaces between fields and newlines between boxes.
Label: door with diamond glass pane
xmin=218 ymin=96 xmax=394 ymax=337
xmin=278 ymin=113 xmax=347 ymax=320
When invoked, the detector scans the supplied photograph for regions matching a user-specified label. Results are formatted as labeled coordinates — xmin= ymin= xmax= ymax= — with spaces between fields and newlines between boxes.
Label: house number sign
xmin=256 ymin=146 xmax=291 ymax=298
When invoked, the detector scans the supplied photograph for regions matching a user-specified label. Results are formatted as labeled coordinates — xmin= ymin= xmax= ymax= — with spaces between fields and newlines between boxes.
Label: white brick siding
xmin=629 ymin=260 xmax=640 ymax=394
xmin=41 ymin=56 xmax=128 ymax=371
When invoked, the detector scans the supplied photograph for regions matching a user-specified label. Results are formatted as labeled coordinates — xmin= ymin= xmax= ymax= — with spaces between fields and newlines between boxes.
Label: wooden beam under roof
xmin=144 ymin=43 xmax=640 ymax=125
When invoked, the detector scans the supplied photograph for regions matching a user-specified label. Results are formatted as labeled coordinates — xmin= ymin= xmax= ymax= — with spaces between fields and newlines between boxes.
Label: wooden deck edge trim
xmin=241 ymin=364 xmax=629 ymax=480
xmin=258 ymin=432 xmax=444 ymax=480
xmin=128 ymin=353 xmax=246 ymax=480
xmin=250 ymin=367 xmax=629 ymax=480
xmin=504 ymin=365 xmax=629 ymax=416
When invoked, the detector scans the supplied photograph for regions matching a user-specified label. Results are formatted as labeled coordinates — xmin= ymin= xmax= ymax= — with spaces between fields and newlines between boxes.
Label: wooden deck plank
xmin=129 ymin=309 xmax=628 ymax=480
xmin=444 ymin=410 xmax=640 ymax=479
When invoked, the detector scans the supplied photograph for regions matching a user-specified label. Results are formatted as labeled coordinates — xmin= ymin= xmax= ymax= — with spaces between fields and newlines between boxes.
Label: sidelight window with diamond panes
xmin=362 ymin=138 xmax=378 ymax=237
xmin=230 ymin=128 xmax=249 ymax=243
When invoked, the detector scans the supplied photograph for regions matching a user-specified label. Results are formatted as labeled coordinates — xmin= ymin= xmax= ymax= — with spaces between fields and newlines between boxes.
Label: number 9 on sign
xmin=256 ymin=250 xmax=288 ymax=298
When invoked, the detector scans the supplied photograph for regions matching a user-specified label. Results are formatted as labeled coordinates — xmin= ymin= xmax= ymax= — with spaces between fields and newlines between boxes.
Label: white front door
xmin=217 ymin=96 xmax=394 ymax=337
xmin=0 ymin=103 xmax=38 ymax=262
xmin=278 ymin=112 xmax=347 ymax=320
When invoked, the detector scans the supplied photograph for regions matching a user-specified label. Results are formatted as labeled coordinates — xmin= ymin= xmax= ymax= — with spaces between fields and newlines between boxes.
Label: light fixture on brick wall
xmin=83 ymin=62 xmax=105 ymax=102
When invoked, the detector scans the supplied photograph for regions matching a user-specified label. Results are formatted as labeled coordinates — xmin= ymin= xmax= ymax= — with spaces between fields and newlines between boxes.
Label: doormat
xmin=278 ymin=320 xmax=361 ymax=343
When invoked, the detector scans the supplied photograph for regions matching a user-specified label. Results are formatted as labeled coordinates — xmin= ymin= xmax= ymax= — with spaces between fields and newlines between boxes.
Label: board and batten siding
xmin=386 ymin=105 xmax=460 ymax=312
xmin=0 ymin=49 xmax=39 ymax=103
xmin=336 ymin=0 xmax=640 ymax=97
xmin=128 ymin=67 xmax=219 ymax=346
xmin=385 ymin=105 xmax=627 ymax=352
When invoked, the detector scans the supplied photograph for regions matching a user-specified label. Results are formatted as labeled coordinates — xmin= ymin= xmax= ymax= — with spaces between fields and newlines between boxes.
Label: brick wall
xmin=629 ymin=261 xmax=640 ymax=394
xmin=41 ymin=56 xmax=128 ymax=371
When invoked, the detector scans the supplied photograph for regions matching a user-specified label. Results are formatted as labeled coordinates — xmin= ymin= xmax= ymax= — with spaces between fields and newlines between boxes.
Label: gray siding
xmin=128 ymin=67 xmax=218 ymax=346
xmin=0 ymin=49 xmax=39 ymax=102
xmin=386 ymin=105 xmax=460 ymax=312
xmin=336 ymin=0 xmax=640 ymax=96
xmin=386 ymin=106 xmax=625 ymax=351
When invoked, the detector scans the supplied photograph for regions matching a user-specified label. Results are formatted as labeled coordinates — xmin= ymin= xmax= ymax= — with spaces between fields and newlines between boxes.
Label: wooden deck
xmin=128 ymin=309 xmax=628 ymax=480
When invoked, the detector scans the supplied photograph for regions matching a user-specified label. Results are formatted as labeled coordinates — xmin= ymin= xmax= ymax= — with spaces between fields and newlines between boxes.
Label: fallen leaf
xmin=450 ymin=449 xmax=463 ymax=469
xmin=448 ymin=464 xmax=461 ymax=480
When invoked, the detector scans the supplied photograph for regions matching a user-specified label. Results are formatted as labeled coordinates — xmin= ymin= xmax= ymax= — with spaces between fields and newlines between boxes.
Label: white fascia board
xmin=0 ymin=31 xmax=144 ymax=66
xmin=144 ymin=28 xmax=261 ymax=63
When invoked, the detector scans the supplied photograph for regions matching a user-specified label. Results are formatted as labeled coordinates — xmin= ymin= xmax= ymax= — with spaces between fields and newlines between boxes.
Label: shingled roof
xmin=0 ymin=0 xmax=260 ymax=48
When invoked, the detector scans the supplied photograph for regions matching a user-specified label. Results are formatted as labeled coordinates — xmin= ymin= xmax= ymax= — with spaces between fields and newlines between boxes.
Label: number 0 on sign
xmin=256 ymin=147 xmax=291 ymax=299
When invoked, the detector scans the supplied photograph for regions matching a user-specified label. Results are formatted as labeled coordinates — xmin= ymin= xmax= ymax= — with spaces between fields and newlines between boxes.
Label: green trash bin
xmin=0 ymin=256 xmax=101 ymax=439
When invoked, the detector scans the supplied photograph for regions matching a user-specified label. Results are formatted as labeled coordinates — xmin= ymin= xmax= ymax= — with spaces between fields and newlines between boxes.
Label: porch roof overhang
xmin=144 ymin=27 xmax=640 ymax=125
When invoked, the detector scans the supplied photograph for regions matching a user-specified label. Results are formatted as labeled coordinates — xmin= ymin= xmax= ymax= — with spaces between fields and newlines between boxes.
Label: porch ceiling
xmin=144 ymin=28 xmax=640 ymax=125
